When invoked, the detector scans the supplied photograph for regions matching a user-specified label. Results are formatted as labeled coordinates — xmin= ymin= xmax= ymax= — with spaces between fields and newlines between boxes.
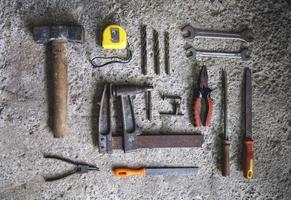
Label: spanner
xmin=181 ymin=25 xmax=253 ymax=42
xmin=186 ymin=48 xmax=251 ymax=60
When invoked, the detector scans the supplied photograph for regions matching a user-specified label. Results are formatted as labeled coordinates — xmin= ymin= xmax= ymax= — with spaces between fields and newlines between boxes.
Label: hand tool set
xmin=35 ymin=22 xmax=254 ymax=180
xmin=98 ymin=83 xmax=204 ymax=153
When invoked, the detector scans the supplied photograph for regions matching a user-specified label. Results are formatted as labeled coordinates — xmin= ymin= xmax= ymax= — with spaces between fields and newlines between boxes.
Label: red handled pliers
xmin=193 ymin=66 xmax=213 ymax=127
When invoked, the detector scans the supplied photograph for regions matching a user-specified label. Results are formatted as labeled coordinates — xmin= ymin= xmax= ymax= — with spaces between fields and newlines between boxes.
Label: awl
xmin=114 ymin=167 xmax=199 ymax=177
xmin=242 ymin=67 xmax=254 ymax=180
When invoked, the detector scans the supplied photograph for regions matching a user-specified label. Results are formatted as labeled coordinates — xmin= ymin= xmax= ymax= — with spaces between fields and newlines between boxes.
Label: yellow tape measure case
xmin=102 ymin=25 xmax=127 ymax=49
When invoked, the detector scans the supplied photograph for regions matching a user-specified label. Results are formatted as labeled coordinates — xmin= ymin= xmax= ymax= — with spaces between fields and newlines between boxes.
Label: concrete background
xmin=0 ymin=0 xmax=290 ymax=199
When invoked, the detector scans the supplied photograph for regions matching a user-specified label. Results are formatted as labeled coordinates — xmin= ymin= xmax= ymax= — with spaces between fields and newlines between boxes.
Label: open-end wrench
xmin=181 ymin=25 xmax=253 ymax=42
xmin=186 ymin=48 xmax=251 ymax=60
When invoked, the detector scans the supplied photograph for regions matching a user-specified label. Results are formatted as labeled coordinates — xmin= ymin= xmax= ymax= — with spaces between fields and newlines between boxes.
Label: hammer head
xmin=33 ymin=25 xmax=84 ymax=44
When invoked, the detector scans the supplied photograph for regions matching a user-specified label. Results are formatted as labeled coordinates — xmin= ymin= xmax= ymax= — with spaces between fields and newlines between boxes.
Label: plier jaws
xmin=43 ymin=154 xmax=99 ymax=182
xmin=193 ymin=66 xmax=213 ymax=127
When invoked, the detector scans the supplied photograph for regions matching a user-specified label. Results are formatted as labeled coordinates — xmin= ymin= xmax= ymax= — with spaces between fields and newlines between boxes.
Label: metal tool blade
xmin=98 ymin=84 xmax=112 ymax=153
xmin=199 ymin=66 xmax=208 ymax=89
xmin=222 ymin=69 xmax=228 ymax=140
xmin=112 ymin=134 xmax=204 ymax=149
xmin=244 ymin=67 xmax=252 ymax=139
xmin=146 ymin=167 xmax=199 ymax=176
xmin=121 ymin=95 xmax=138 ymax=152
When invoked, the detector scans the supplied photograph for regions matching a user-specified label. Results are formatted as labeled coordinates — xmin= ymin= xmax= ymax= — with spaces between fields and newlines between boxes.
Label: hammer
xmin=33 ymin=26 xmax=84 ymax=138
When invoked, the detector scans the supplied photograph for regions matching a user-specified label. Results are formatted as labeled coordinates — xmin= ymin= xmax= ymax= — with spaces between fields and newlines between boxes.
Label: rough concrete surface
xmin=0 ymin=0 xmax=290 ymax=199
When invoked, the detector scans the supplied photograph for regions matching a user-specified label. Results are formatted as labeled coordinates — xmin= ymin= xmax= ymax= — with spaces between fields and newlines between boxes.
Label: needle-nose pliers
xmin=193 ymin=66 xmax=213 ymax=127
xmin=43 ymin=154 xmax=99 ymax=182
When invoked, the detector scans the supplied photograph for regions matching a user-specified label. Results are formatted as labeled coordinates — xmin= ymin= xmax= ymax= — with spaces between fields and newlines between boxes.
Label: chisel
xmin=114 ymin=167 xmax=199 ymax=177
xmin=221 ymin=68 xmax=230 ymax=176
xmin=242 ymin=67 xmax=254 ymax=180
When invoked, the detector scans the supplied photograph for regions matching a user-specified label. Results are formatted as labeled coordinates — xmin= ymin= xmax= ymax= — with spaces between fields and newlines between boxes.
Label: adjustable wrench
xmin=181 ymin=25 xmax=253 ymax=42
xmin=186 ymin=48 xmax=250 ymax=60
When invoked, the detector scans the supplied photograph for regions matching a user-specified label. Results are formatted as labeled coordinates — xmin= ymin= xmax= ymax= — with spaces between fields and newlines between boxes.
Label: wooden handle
xmin=114 ymin=168 xmax=146 ymax=177
xmin=243 ymin=140 xmax=254 ymax=179
xmin=222 ymin=140 xmax=230 ymax=176
xmin=205 ymin=97 xmax=213 ymax=127
xmin=52 ymin=41 xmax=68 ymax=138
xmin=193 ymin=97 xmax=201 ymax=127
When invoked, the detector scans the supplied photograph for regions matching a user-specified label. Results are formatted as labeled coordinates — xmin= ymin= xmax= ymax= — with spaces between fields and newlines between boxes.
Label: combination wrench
xmin=181 ymin=25 xmax=253 ymax=42
xmin=186 ymin=48 xmax=251 ymax=60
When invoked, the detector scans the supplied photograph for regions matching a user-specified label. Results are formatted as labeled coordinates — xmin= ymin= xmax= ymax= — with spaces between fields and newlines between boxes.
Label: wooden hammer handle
xmin=52 ymin=41 xmax=68 ymax=138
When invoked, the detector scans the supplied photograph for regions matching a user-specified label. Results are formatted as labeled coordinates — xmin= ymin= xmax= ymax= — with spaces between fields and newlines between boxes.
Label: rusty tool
xmin=221 ymin=68 xmax=230 ymax=176
xmin=112 ymin=84 xmax=154 ymax=152
xmin=114 ymin=167 xmax=199 ymax=177
xmin=111 ymin=134 xmax=204 ymax=149
xmin=33 ymin=25 xmax=84 ymax=138
xmin=164 ymin=31 xmax=170 ymax=75
xmin=43 ymin=154 xmax=98 ymax=182
xmin=141 ymin=25 xmax=147 ymax=75
xmin=98 ymin=84 xmax=204 ymax=153
xmin=146 ymin=91 xmax=152 ymax=121
xmin=181 ymin=25 xmax=253 ymax=42
xmin=193 ymin=66 xmax=213 ymax=127
xmin=98 ymin=84 xmax=113 ymax=153
xmin=242 ymin=67 xmax=254 ymax=180
xmin=153 ymin=29 xmax=160 ymax=75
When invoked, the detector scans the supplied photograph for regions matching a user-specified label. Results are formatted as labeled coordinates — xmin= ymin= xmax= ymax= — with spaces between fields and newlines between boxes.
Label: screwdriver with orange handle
xmin=193 ymin=66 xmax=213 ymax=127
xmin=114 ymin=167 xmax=199 ymax=177
xmin=242 ymin=67 xmax=254 ymax=180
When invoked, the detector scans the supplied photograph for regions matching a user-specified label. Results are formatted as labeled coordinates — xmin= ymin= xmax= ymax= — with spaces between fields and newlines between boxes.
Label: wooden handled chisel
xmin=242 ymin=67 xmax=254 ymax=180
xmin=114 ymin=167 xmax=199 ymax=177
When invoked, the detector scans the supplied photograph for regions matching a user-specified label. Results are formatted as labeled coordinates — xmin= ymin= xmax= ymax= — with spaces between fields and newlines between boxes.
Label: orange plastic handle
xmin=193 ymin=97 xmax=213 ymax=127
xmin=114 ymin=168 xmax=146 ymax=177
xmin=193 ymin=97 xmax=201 ymax=127
xmin=243 ymin=140 xmax=254 ymax=179
xmin=205 ymin=97 xmax=213 ymax=127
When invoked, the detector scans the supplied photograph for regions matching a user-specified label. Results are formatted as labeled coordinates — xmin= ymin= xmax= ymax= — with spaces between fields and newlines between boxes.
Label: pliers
xmin=43 ymin=154 xmax=99 ymax=182
xmin=193 ymin=66 xmax=213 ymax=127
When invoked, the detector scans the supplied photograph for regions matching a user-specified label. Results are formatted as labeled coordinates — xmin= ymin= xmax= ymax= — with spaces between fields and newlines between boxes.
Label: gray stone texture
xmin=0 ymin=0 xmax=290 ymax=199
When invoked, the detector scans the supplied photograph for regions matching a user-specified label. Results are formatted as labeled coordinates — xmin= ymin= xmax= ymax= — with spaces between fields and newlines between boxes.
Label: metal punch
xmin=43 ymin=154 xmax=99 ymax=182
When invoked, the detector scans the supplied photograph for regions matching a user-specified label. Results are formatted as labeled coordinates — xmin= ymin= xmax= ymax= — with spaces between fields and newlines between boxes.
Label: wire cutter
xmin=43 ymin=154 xmax=99 ymax=182
xmin=193 ymin=66 xmax=213 ymax=127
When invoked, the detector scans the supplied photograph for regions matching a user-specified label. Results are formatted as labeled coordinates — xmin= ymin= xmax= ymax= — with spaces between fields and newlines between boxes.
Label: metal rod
xmin=141 ymin=25 xmax=147 ymax=75
xmin=164 ymin=31 xmax=170 ymax=75
xmin=222 ymin=68 xmax=228 ymax=140
xmin=153 ymin=29 xmax=160 ymax=75
xmin=146 ymin=91 xmax=152 ymax=121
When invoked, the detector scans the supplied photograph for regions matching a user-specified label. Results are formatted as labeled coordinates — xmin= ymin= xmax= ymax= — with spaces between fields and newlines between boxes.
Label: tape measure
xmin=90 ymin=25 xmax=131 ymax=68
xmin=102 ymin=25 xmax=127 ymax=49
